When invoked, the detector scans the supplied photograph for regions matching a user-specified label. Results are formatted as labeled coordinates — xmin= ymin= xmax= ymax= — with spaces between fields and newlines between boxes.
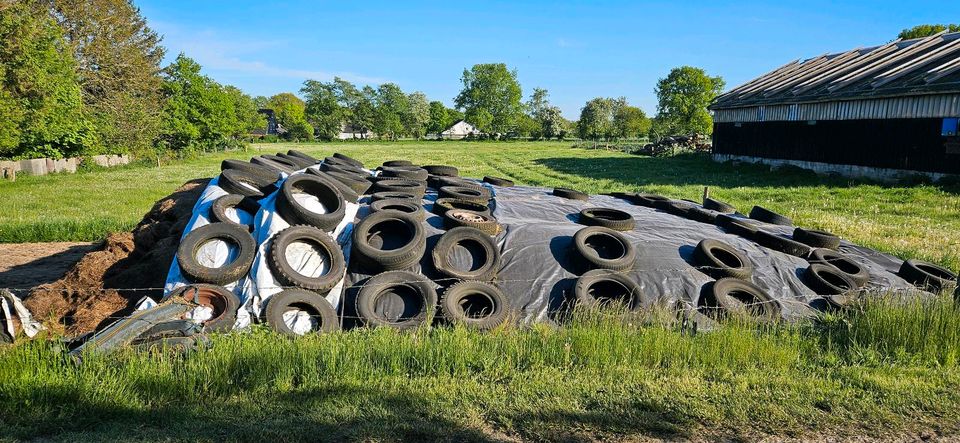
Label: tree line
xmin=0 ymin=0 xmax=269 ymax=160
xmin=0 ymin=0 xmax=732 ymax=161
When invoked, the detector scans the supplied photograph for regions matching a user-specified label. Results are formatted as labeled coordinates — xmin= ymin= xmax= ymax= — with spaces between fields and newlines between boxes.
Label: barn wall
xmin=712 ymin=118 xmax=960 ymax=174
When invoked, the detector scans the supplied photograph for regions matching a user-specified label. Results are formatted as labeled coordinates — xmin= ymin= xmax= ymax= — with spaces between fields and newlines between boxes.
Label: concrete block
xmin=91 ymin=155 xmax=111 ymax=167
xmin=45 ymin=158 xmax=55 ymax=173
xmin=119 ymin=154 xmax=130 ymax=165
xmin=18 ymin=158 xmax=47 ymax=176
xmin=0 ymin=160 xmax=19 ymax=173
xmin=63 ymin=157 xmax=78 ymax=173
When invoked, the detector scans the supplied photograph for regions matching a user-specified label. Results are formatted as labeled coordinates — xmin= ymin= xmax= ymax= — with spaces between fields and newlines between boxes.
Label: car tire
xmin=177 ymin=222 xmax=256 ymax=285
xmin=265 ymin=289 xmax=339 ymax=335
xmin=578 ymin=207 xmax=635 ymax=231
xmin=268 ymin=225 xmax=346 ymax=293
xmin=553 ymin=187 xmax=588 ymax=201
xmin=808 ymin=248 xmax=870 ymax=287
xmin=793 ymin=227 xmax=841 ymax=250
xmin=705 ymin=278 xmax=780 ymax=318
xmin=716 ymin=214 xmax=759 ymax=239
xmin=431 ymin=198 xmax=490 ymax=217
xmin=443 ymin=209 xmax=500 ymax=235
xmin=432 ymin=226 xmax=501 ymax=281
xmin=423 ymin=165 xmax=459 ymax=177
xmin=754 ymin=230 xmax=812 ymax=258
xmin=898 ymin=259 xmax=958 ymax=293
xmin=572 ymin=226 xmax=636 ymax=272
xmin=574 ymin=269 xmax=647 ymax=310
xmin=749 ymin=206 xmax=793 ymax=226
xmin=166 ymin=284 xmax=240 ymax=332
xmin=483 ymin=176 xmax=514 ymax=187
xmin=693 ymin=239 xmax=753 ymax=280
xmin=440 ymin=281 xmax=508 ymax=330
xmin=703 ymin=197 xmax=736 ymax=214
xmin=373 ymin=178 xmax=426 ymax=198
xmin=275 ymin=174 xmax=346 ymax=231
xmin=370 ymin=198 xmax=425 ymax=221
xmin=355 ymin=271 xmax=437 ymax=329
xmin=352 ymin=209 xmax=426 ymax=272
xmin=439 ymin=186 xmax=490 ymax=204
xmin=333 ymin=152 xmax=364 ymax=168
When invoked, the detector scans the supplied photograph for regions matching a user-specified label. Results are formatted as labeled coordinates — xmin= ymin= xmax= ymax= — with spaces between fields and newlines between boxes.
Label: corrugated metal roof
xmin=711 ymin=31 xmax=960 ymax=110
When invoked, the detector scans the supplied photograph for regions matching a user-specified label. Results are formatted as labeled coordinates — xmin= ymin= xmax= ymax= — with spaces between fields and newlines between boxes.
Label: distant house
xmin=337 ymin=123 xmax=373 ymax=140
xmin=251 ymin=109 xmax=279 ymax=136
xmin=440 ymin=120 xmax=481 ymax=139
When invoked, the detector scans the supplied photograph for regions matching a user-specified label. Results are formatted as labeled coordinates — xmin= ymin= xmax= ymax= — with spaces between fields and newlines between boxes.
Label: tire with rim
xmin=749 ymin=206 xmax=793 ymax=226
xmin=373 ymin=179 xmax=426 ymax=198
xmin=432 ymin=226 xmax=501 ymax=281
xmin=443 ymin=209 xmax=500 ymax=235
xmin=265 ymin=289 xmax=339 ymax=335
xmin=440 ymin=281 xmax=508 ymax=330
xmin=333 ymin=152 xmax=364 ymax=168
xmin=693 ymin=239 xmax=753 ymax=280
xmin=578 ymin=207 xmax=635 ymax=231
xmin=703 ymin=197 xmax=736 ymax=214
xmin=268 ymin=225 xmax=346 ymax=293
xmin=221 ymin=159 xmax=281 ymax=183
xmin=754 ymin=230 xmax=812 ymax=257
xmin=432 ymin=198 xmax=490 ymax=217
xmin=572 ymin=226 xmax=636 ymax=272
xmin=574 ymin=269 xmax=647 ymax=310
xmin=808 ymin=248 xmax=870 ymax=287
xmin=705 ymin=278 xmax=780 ymax=318
xmin=371 ymin=191 xmax=419 ymax=202
xmin=898 ymin=259 xmax=958 ymax=293
xmin=793 ymin=227 xmax=841 ymax=249
xmin=439 ymin=186 xmax=490 ymax=204
xmin=483 ymin=176 xmax=514 ymax=187
xmin=422 ymin=165 xmax=459 ymax=177
xmin=352 ymin=209 xmax=426 ymax=272
xmin=716 ymin=214 xmax=759 ymax=239
xmin=210 ymin=194 xmax=260 ymax=231
xmin=218 ymin=169 xmax=272 ymax=198
xmin=177 ymin=222 xmax=256 ymax=285
xmin=553 ymin=187 xmax=588 ymax=201
xmin=370 ymin=198 xmax=425 ymax=220
xmin=276 ymin=174 xmax=346 ymax=231
xmin=166 ymin=284 xmax=240 ymax=332
xmin=355 ymin=271 xmax=437 ymax=329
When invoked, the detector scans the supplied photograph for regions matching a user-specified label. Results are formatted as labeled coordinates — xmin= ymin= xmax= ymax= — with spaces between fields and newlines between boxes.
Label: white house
xmin=337 ymin=123 xmax=373 ymax=140
xmin=440 ymin=120 xmax=481 ymax=140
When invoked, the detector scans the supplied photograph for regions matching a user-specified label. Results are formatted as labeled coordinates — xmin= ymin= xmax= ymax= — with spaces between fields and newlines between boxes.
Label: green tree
xmin=898 ymin=24 xmax=960 ymax=39
xmin=539 ymin=106 xmax=568 ymax=140
xmin=576 ymin=98 xmax=614 ymax=140
xmin=613 ymin=104 xmax=651 ymax=139
xmin=300 ymin=80 xmax=343 ymax=140
xmin=427 ymin=100 xmax=448 ymax=135
xmin=404 ymin=92 xmax=430 ymax=139
xmin=454 ymin=63 xmax=523 ymax=133
xmin=47 ymin=0 xmax=165 ymax=156
xmin=654 ymin=66 xmax=724 ymax=136
xmin=372 ymin=83 xmax=408 ymax=140
xmin=158 ymin=54 xmax=257 ymax=151
xmin=0 ymin=2 xmax=95 ymax=159
xmin=268 ymin=92 xmax=312 ymax=141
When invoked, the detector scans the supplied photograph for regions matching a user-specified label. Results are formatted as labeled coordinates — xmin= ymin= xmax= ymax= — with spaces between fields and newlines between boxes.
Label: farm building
xmin=440 ymin=120 xmax=481 ymax=139
xmin=709 ymin=31 xmax=960 ymax=180
xmin=337 ymin=123 xmax=373 ymax=140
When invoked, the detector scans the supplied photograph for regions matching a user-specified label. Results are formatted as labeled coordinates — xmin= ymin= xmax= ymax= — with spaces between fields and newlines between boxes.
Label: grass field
xmin=2 ymin=140 xmax=960 ymax=440
xmin=2 ymin=141 xmax=958 ymax=269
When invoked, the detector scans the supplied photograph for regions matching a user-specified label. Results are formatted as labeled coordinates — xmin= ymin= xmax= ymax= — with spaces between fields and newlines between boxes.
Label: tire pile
xmin=73 ymin=149 xmax=960 ymax=352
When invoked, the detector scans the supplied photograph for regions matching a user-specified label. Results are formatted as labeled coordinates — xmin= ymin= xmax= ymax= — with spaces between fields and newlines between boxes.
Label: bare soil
xmin=0 ymin=242 xmax=96 ymax=289
xmin=15 ymin=179 xmax=208 ymax=336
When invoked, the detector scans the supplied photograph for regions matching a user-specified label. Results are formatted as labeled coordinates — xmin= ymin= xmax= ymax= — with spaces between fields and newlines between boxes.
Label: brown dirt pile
xmin=24 ymin=178 xmax=210 ymax=336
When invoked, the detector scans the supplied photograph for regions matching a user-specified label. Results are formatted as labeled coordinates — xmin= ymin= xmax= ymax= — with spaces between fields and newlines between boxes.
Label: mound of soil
xmin=24 ymin=179 xmax=209 ymax=336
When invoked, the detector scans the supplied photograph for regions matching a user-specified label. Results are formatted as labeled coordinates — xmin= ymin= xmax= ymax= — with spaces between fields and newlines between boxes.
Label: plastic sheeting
xmin=167 ymin=164 xmax=923 ymax=329
xmin=164 ymin=166 xmax=359 ymax=329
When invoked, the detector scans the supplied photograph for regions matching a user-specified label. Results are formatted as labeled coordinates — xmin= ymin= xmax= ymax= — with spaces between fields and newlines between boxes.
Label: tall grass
xmin=3 ymin=296 xmax=960 ymax=439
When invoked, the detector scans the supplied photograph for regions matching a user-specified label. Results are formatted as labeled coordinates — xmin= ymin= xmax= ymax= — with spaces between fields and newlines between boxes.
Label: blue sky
xmin=139 ymin=0 xmax=953 ymax=119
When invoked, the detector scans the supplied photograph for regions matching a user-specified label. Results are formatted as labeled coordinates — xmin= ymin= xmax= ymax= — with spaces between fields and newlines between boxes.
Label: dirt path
xmin=0 ymin=242 xmax=96 ymax=290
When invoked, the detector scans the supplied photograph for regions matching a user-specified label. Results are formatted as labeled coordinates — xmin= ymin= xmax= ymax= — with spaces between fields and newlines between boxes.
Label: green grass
xmin=3 ymin=140 xmax=960 ymax=440
xmin=4 ymin=298 xmax=960 ymax=441
xmin=1 ymin=140 xmax=957 ymax=270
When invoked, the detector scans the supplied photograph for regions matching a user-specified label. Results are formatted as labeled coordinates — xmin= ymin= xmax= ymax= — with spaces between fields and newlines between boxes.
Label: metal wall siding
xmin=714 ymin=93 xmax=960 ymax=122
